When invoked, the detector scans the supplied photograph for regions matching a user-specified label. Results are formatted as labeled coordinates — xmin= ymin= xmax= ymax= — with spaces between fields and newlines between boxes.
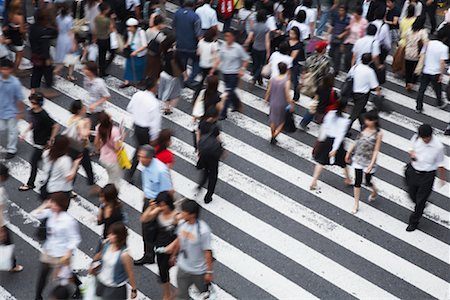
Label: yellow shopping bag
xmin=117 ymin=146 xmax=131 ymax=170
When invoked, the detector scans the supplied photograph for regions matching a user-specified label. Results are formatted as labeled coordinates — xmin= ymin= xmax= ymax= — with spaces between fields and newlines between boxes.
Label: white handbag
xmin=192 ymin=90 xmax=206 ymax=118
xmin=0 ymin=244 xmax=14 ymax=271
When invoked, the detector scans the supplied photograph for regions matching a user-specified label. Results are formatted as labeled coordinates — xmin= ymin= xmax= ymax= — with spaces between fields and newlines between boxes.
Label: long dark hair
xmin=108 ymin=222 xmax=128 ymax=248
xmin=363 ymin=110 xmax=381 ymax=131
xmin=156 ymin=129 xmax=173 ymax=154
xmin=49 ymin=135 xmax=70 ymax=161
xmin=204 ymin=75 xmax=219 ymax=102
xmin=412 ymin=16 xmax=426 ymax=32
xmin=100 ymin=184 xmax=121 ymax=209
xmin=97 ymin=112 xmax=113 ymax=144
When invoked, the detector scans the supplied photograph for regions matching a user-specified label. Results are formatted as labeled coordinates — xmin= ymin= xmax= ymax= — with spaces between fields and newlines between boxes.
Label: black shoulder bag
xmin=39 ymin=162 xmax=54 ymax=201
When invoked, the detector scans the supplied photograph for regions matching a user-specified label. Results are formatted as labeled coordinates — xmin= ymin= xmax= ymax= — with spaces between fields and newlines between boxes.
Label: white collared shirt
xmin=319 ymin=110 xmax=351 ymax=152
xmin=195 ymin=4 xmax=218 ymax=30
xmin=31 ymin=209 xmax=81 ymax=258
xmin=410 ymin=135 xmax=445 ymax=172
xmin=352 ymin=64 xmax=379 ymax=93
xmin=371 ymin=19 xmax=392 ymax=51
xmin=352 ymin=35 xmax=380 ymax=65
xmin=127 ymin=90 xmax=161 ymax=141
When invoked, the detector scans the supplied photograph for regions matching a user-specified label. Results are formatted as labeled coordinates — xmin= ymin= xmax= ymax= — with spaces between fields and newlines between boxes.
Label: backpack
xmin=147 ymin=31 xmax=162 ymax=55
xmin=218 ymin=0 xmax=235 ymax=20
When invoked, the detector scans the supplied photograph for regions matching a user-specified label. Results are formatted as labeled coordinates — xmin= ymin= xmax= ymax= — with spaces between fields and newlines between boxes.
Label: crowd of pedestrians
xmin=0 ymin=0 xmax=448 ymax=299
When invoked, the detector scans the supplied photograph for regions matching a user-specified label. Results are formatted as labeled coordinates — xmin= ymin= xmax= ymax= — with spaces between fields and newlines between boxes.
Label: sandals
xmin=368 ymin=194 xmax=377 ymax=202
xmin=18 ymin=184 xmax=34 ymax=191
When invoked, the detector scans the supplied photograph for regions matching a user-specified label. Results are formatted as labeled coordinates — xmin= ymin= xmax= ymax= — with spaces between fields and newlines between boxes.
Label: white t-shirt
xmin=352 ymin=64 xmax=379 ymax=93
xmin=294 ymin=6 xmax=317 ymax=26
xmin=266 ymin=16 xmax=277 ymax=31
xmin=423 ymin=40 xmax=449 ymax=75
xmin=42 ymin=152 xmax=73 ymax=193
xmin=269 ymin=52 xmax=293 ymax=77
xmin=195 ymin=4 xmax=218 ymax=30
xmin=352 ymin=35 xmax=380 ymax=65
xmin=198 ymin=40 xmax=218 ymax=69
xmin=287 ymin=20 xmax=310 ymax=41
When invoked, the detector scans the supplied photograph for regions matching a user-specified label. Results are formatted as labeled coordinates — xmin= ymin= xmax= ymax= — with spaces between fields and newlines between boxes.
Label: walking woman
xmin=288 ymin=27 xmax=305 ymax=102
xmin=192 ymin=74 xmax=225 ymax=121
xmin=299 ymin=73 xmax=338 ymax=131
xmin=90 ymin=223 xmax=137 ymax=299
xmin=97 ymin=184 xmax=125 ymax=240
xmin=345 ymin=110 xmax=382 ymax=214
xmin=155 ymin=129 xmax=175 ymax=169
xmin=32 ymin=192 xmax=81 ymax=300
xmin=399 ymin=5 xmax=417 ymax=48
xmin=244 ymin=9 xmax=270 ymax=86
xmin=65 ymin=100 xmax=95 ymax=193
xmin=196 ymin=107 xmax=222 ymax=204
xmin=310 ymin=100 xmax=352 ymax=190
xmin=94 ymin=112 xmax=124 ymax=189
xmin=343 ymin=7 xmax=368 ymax=72
xmin=120 ymin=18 xmax=147 ymax=88
xmin=404 ymin=16 xmax=428 ymax=91
xmin=145 ymin=14 xmax=167 ymax=82
xmin=94 ymin=2 xmax=114 ymax=78
xmin=40 ymin=135 xmax=82 ymax=201
xmin=196 ymin=27 xmax=218 ymax=97
xmin=141 ymin=192 xmax=177 ymax=300
xmin=265 ymin=62 xmax=295 ymax=145
xmin=5 ymin=0 xmax=25 ymax=72
xmin=159 ymin=36 xmax=185 ymax=115
xmin=54 ymin=5 xmax=75 ymax=76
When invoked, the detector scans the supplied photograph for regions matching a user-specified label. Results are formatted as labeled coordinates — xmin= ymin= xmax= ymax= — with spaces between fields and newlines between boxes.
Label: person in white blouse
xmin=405 ymin=124 xmax=446 ymax=232
xmin=32 ymin=192 xmax=81 ymax=300
xmin=310 ymin=100 xmax=352 ymax=190
xmin=195 ymin=0 xmax=218 ymax=35
xmin=400 ymin=0 xmax=423 ymax=21
xmin=121 ymin=18 xmax=148 ymax=88
xmin=294 ymin=0 xmax=317 ymax=37
xmin=268 ymin=42 xmax=293 ymax=78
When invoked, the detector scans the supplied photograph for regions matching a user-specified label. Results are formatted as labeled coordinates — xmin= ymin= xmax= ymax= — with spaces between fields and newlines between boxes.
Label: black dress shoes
xmin=134 ymin=256 xmax=155 ymax=265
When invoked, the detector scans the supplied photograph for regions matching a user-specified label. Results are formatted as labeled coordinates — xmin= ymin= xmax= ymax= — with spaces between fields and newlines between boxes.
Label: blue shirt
xmin=142 ymin=158 xmax=172 ymax=199
xmin=173 ymin=7 xmax=202 ymax=52
xmin=330 ymin=14 xmax=350 ymax=43
xmin=0 ymin=75 xmax=24 ymax=120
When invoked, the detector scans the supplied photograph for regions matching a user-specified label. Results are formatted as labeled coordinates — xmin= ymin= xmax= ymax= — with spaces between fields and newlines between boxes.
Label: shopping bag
xmin=117 ymin=146 xmax=131 ymax=169
xmin=0 ymin=244 xmax=14 ymax=271
xmin=283 ymin=108 xmax=296 ymax=133
xmin=82 ymin=275 xmax=98 ymax=300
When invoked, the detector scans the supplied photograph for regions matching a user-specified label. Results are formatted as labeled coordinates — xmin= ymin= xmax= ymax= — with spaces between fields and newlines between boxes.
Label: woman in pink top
xmin=343 ymin=7 xmax=368 ymax=71
xmin=94 ymin=112 xmax=124 ymax=189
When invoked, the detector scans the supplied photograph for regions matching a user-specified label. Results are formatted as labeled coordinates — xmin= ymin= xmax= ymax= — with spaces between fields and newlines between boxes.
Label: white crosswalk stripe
xmin=1 ymin=3 xmax=449 ymax=298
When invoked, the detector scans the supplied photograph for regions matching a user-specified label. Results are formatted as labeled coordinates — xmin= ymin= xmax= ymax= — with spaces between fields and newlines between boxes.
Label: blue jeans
xmin=252 ymin=49 xmax=266 ymax=82
xmin=176 ymin=50 xmax=200 ymax=83
xmin=220 ymin=73 xmax=240 ymax=118
xmin=300 ymin=111 xmax=315 ymax=128
xmin=316 ymin=7 xmax=331 ymax=37
xmin=0 ymin=118 xmax=18 ymax=153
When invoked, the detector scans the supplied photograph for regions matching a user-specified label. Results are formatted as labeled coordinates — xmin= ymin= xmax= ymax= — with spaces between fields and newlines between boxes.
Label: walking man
xmin=134 ymin=145 xmax=172 ymax=265
xmin=126 ymin=79 xmax=161 ymax=181
xmin=405 ymin=124 xmax=445 ymax=232
xmin=0 ymin=59 xmax=25 ymax=159
xmin=348 ymin=53 xmax=381 ymax=134
xmin=212 ymin=29 xmax=249 ymax=120
xmin=415 ymin=29 xmax=449 ymax=113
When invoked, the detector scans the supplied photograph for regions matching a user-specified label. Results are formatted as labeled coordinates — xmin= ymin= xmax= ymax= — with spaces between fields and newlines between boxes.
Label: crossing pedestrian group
xmin=0 ymin=0 xmax=448 ymax=299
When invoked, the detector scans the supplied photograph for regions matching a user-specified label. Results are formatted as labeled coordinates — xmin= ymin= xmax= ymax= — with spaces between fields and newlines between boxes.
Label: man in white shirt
xmin=370 ymin=7 xmax=391 ymax=64
xmin=294 ymin=0 xmax=317 ymax=37
xmin=416 ymin=31 xmax=449 ymax=113
xmin=349 ymin=53 xmax=381 ymax=133
xmin=351 ymin=24 xmax=381 ymax=67
xmin=126 ymin=78 xmax=162 ymax=181
xmin=195 ymin=0 xmax=218 ymax=35
xmin=405 ymin=124 xmax=446 ymax=232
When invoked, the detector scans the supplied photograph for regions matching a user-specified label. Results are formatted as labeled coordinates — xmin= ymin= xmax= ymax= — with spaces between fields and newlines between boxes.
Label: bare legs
xmin=309 ymin=164 xmax=351 ymax=190
xmin=270 ymin=122 xmax=284 ymax=144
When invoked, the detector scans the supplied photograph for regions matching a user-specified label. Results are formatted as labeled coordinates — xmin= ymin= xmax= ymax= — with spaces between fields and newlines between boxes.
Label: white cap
xmin=126 ymin=18 xmax=139 ymax=26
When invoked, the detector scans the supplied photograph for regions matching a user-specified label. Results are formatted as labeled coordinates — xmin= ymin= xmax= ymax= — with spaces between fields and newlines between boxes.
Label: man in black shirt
xmin=18 ymin=93 xmax=60 ymax=191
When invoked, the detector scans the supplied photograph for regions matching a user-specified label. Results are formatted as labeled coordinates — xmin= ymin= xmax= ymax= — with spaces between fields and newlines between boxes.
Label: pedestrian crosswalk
xmin=0 ymin=3 xmax=449 ymax=298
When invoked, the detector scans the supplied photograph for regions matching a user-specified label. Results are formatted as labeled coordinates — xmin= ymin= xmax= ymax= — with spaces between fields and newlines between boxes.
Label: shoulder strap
xmin=44 ymin=162 xmax=55 ymax=186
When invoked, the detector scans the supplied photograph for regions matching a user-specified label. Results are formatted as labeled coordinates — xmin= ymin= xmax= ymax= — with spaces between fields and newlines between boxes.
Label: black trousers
xmin=31 ymin=64 xmax=53 ymax=89
xmin=354 ymin=168 xmax=373 ymax=188
xmin=193 ymin=67 xmax=211 ymax=102
xmin=416 ymin=74 xmax=442 ymax=111
xmin=404 ymin=59 xmax=418 ymax=85
xmin=128 ymin=125 xmax=150 ymax=179
xmin=405 ymin=164 xmax=436 ymax=226
xmin=71 ymin=148 xmax=95 ymax=186
xmin=425 ymin=2 xmax=437 ymax=33
xmin=156 ymin=253 xmax=171 ymax=283
xmin=343 ymin=43 xmax=353 ymax=72
xmin=27 ymin=147 xmax=44 ymax=187
xmin=97 ymin=38 xmax=115 ymax=77
xmin=198 ymin=155 xmax=219 ymax=201
xmin=35 ymin=262 xmax=82 ymax=300
xmin=141 ymin=199 xmax=156 ymax=260
xmin=329 ymin=42 xmax=344 ymax=74
xmin=348 ymin=92 xmax=370 ymax=132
